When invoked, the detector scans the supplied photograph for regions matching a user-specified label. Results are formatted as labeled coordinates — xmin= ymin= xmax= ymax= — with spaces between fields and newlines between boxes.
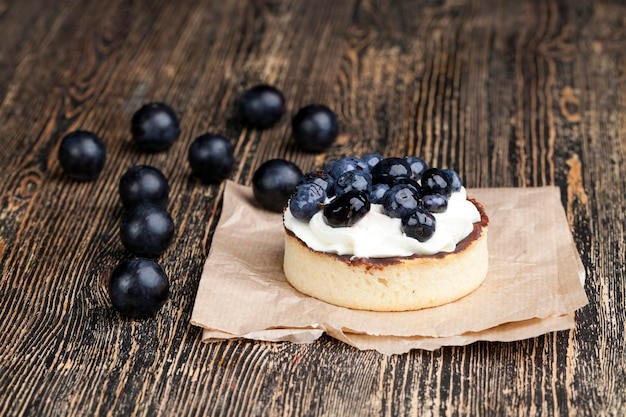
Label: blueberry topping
xmin=289 ymin=183 xmax=326 ymax=221
xmin=119 ymin=165 xmax=169 ymax=209
xmin=421 ymin=168 xmax=452 ymax=197
xmin=252 ymin=159 xmax=303 ymax=213
xmin=420 ymin=193 xmax=448 ymax=213
xmin=334 ymin=170 xmax=372 ymax=196
xmin=329 ymin=156 xmax=364 ymax=179
xmin=240 ymin=85 xmax=286 ymax=129
xmin=392 ymin=176 xmax=422 ymax=193
xmin=120 ymin=204 xmax=175 ymax=258
xmin=382 ymin=184 xmax=421 ymax=218
xmin=361 ymin=153 xmax=384 ymax=171
xmin=188 ymin=133 xmax=235 ymax=184
xmin=323 ymin=190 xmax=370 ymax=228
xmin=292 ymin=104 xmax=338 ymax=152
xmin=131 ymin=103 xmax=180 ymax=152
xmin=369 ymin=183 xmax=390 ymax=204
xmin=401 ymin=207 xmax=436 ymax=242
xmin=57 ymin=130 xmax=106 ymax=181
xmin=443 ymin=169 xmax=463 ymax=192
xmin=108 ymin=258 xmax=169 ymax=318
xmin=405 ymin=156 xmax=428 ymax=180
xmin=300 ymin=170 xmax=336 ymax=197
xmin=371 ymin=157 xmax=411 ymax=186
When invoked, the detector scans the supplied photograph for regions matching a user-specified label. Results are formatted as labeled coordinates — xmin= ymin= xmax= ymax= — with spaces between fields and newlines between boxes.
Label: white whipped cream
xmin=284 ymin=187 xmax=481 ymax=258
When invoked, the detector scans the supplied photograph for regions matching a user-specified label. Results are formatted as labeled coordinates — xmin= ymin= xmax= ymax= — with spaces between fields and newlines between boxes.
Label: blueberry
xmin=131 ymin=103 xmax=180 ymax=152
xmin=120 ymin=204 xmax=175 ymax=258
xmin=370 ymin=183 xmax=390 ymax=204
xmin=188 ymin=134 xmax=235 ymax=184
xmin=405 ymin=156 xmax=428 ymax=180
xmin=421 ymin=168 xmax=452 ymax=197
xmin=108 ymin=258 xmax=169 ymax=318
xmin=443 ymin=169 xmax=463 ymax=192
xmin=57 ymin=130 xmax=106 ymax=181
xmin=240 ymin=85 xmax=286 ymax=129
xmin=371 ymin=157 xmax=411 ymax=186
xmin=401 ymin=207 xmax=436 ymax=242
xmin=292 ymin=104 xmax=338 ymax=152
xmin=361 ymin=153 xmax=384 ymax=171
xmin=323 ymin=190 xmax=370 ymax=228
xmin=392 ymin=176 xmax=422 ymax=193
xmin=334 ymin=170 xmax=372 ymax=196
xmin=119 ymin=165 xmax=169 ymax=210
xmin=252 ymin=159 xmax=303 ymax=212
xmin=329 ymin=156 xmax=363 ymax=179
xmin=289 ymin=183 xmax=326 ymax=221
xmin=420 ymin=193 xmax=448 ymax=213
xmin=300 ymin=170 xmax=336 ymax=197
xmin=382 ymin=184 xmax=421 ymax=218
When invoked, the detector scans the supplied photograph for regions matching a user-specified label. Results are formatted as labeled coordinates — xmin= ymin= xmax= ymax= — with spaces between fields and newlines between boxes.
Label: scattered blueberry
xmin=57 ymin=130 xmax=106 ymax=181
xmin=108 ymin=258 xmax=169 ymax=318
xmin=361 ymin=153 xmax=384 ymax=171
xmin=371 ymin=157 xmax=411 ymax=186
xmin=420 ymin=193 xmax=448 ymax=213
xmin=329 ymin=156 xmax=363 ymax=179
xmin=401 ymin=207 xmax=436 ymax=242
xmin=382 ymin=184 xmax=421 ymax=218
xmin=370 ymin=183 xmax=390 ymax=204
xmin=421 ymin=168 xmax=452 ymax=197
xmin=252 ymin=159 xmax=303 ymax=212
xmin=119 ymin=165 xmax=169 ymax=209
xmin=323 ymin=190 xmax=370 ymax=228
xmin=188 ymin=134 xmax=235 ymax=184
xmin=289 ymin=183 xmax=326 ymax=221
xmin=405 ymin=156 xmax=428 ymax=180
xmin=334 ymin=170 xmax=372 ymax=196
xmin=131 ymin=103 xmax=180 ymax=152
xmin=240 ymin=85 xmax=286 ymax=129
xmin=443 ymin=169 xmax=463 ymax=192
xmin=120 ymin=204 xmax=175 ymax=258
xmin=292 ymin=104 xmax=338 ymax=152
xmin=300 ymin=170 xmax=336 ymax=197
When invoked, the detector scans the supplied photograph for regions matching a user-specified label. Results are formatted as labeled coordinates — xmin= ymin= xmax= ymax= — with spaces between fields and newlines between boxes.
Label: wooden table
xmin=1 ymin=0 xmax=623 ymax=415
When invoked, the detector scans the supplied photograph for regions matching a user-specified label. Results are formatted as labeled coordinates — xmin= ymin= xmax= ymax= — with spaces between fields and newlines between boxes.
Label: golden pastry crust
xmin=283 ymin=199 xmax=489 ymax=311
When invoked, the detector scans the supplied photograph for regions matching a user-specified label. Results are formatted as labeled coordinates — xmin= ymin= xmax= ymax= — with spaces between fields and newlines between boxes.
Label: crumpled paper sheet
xmin=191 ymin=181 xmax=588 ymax=355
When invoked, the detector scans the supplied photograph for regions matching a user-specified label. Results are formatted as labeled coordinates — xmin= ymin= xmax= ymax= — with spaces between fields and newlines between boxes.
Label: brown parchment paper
xmin=191 ymin=181 xmax=588 ymax=354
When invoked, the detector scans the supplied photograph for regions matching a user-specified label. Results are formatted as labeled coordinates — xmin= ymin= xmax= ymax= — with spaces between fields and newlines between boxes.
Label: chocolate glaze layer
xmin=284 ymin=198 xmax=489 ymax=268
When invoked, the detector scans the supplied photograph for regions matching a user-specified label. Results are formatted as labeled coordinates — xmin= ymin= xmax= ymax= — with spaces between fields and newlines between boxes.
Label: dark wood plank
xmin=0 ymin=0 xmax=624 ymax=415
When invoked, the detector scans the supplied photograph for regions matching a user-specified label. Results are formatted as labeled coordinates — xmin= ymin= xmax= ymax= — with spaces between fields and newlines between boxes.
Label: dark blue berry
xmin=371 ymin=157 xmax=411 ymax=186
xmin=382 ymin=184 xmax=421 ymax=218
xmin=240 ymin=85 xmax=286 ymax=129
xmin=108 ymin=258 xmax=169 ymax=318
xmin=361 ymin=153 xmax=384 ymax=171
xmin=334 ymin=170 xmax=372 ymax=196
xmin=421 ymin=168 xmax=452 ymax=197
xmin=370 ymin=183 xmax=390 ymax=204
xmin=392 ymin=176 xmax=422 ymax=193
xmin=120 ymin=204 xmax=175 ymax=258
xmin=405 ymin=156 xmax=428 ymax=180
xmin=401 ymin=207 xmax=436 ymax=242
xmin=300 ymin=170 xmax=335 ymax=197
xmin=252 ymin=159 xmax=303 ymax=213
xmin=443 ymin=169 xmax=463 ymax=192
xmin=289 ymin=183 xmax=326 ymax=221
xmin=57 ymin=130 xmax=106 ymax=181
xmin=329 ymin=156 xmax=363 ymax=179
xmin=131 ymin=103 xmax=180 ymax=152
xmin=420 ymin=193 xmax=448 ymax=213
xmin=119 ymin=165 xmax=169 ymax=209
xmin=323 ymin=190 xmax=370 ymax=228
xmin=188 ymin=134 xmax=234 ymax=184
xmin=292 ymin=105 xmax=338 ymax=152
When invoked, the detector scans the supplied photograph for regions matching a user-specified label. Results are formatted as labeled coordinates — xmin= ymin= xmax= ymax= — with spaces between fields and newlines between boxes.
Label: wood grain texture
xmin=0 ymin=0 xmax=624 ymax=415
